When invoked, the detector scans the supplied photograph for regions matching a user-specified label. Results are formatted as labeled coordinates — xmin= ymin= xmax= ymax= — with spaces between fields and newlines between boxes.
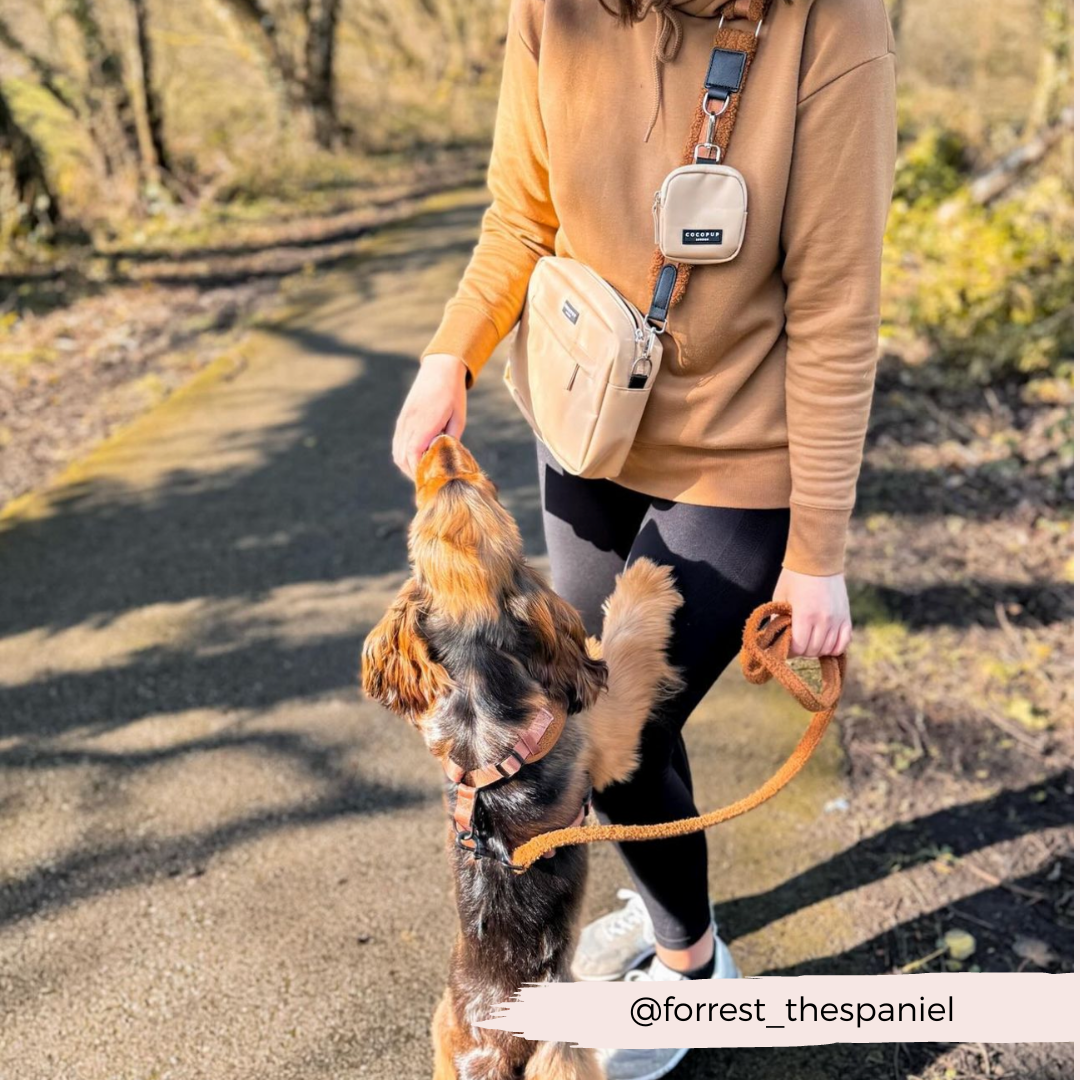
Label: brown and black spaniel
xmin=362 ymin=435 xmax=681 ymax=1080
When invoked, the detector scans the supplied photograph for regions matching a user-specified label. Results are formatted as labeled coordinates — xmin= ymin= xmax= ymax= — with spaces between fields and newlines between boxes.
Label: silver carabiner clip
xmin=696 ymin=93 xmax=729 ymax=163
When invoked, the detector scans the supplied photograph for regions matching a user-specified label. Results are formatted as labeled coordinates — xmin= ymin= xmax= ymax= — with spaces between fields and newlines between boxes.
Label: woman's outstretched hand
xmin=772 ymin=568 xmax=852 ymax=658
xmin=392 ymin=354 xmax=469 ymax=479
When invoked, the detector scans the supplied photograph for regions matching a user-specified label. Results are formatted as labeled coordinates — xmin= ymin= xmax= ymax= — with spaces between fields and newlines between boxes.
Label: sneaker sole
xmin=571 ymin=946 xmax=657 ymax=982
xmin=605 ymin=1046 xmax=690 ymax=1080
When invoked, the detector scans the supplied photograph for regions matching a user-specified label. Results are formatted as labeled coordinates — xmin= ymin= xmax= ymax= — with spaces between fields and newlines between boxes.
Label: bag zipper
xmin=576 ymin=263 xmax=647 ymax=340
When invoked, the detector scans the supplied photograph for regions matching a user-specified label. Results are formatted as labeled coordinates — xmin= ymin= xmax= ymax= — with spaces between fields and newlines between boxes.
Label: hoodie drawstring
xmin=645 ymin=0 xmax=685 ymax=143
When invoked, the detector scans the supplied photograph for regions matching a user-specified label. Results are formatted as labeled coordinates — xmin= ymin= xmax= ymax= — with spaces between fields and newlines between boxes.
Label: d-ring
xmin=701 ymin=92 xmax=731 ymax=119
xmin=718 ymin=12 xmax=764 ymax=37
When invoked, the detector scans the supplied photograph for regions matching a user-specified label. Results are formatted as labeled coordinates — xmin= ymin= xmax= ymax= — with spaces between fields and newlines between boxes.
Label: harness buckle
xmin=496 ymin=750 xmax=525 ymax=779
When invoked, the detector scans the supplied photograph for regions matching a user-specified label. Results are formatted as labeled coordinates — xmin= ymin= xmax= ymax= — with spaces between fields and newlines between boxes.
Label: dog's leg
xmin=436 ymin=983 xmax=533 ymax=1080
xmin=586 ymin=558 xmax=683 ymax=790
xmin=524 ymin=1040 xmax=603 ymax=1080
xmin=433 ymin=989 xmax=458 ymax=1080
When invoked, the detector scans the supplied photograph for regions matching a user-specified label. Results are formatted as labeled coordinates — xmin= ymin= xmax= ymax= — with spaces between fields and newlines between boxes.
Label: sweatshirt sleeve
xmin=421 ymin=0 xmax=557 ymax=385
xmin=779 ymin=48 xmax=897 ymax=576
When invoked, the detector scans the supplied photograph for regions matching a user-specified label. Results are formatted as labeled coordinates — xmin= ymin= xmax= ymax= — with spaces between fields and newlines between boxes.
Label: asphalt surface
xmin=0 ymin=191 xmax=886 ymax=1080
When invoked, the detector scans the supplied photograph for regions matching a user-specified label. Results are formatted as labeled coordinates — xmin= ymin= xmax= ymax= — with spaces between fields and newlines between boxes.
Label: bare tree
xmin=0 ymin=85 xmax=58 ymax=235
xmin=1027 ymin=0 xmax=1072 ymax=135
xmin=969 ymin=108 xmax=1074 ymax=205
xmin=205 ymin=0 xmax=304 ymax=129
xmin=128 ymin=0 xmax=175 ymax=184
xmin=0 ymin=15 xmax=81 ymax=118
xmin=63 ymin=0 xmax=143 ymax=179
xmin=303 ymin=0 xmax=341 ymax=148
xmin=205 ymin=0 xmax=343 ymax=146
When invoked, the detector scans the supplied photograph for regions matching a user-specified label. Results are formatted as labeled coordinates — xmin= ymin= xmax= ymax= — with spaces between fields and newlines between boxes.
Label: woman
xmin=394 ymin=0 xmax=895 ymax=1075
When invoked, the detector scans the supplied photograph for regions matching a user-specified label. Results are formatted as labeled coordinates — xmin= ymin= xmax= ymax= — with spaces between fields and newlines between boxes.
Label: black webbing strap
xmin=630 ymin=263 xmax=679 ymax=389
xmin=648 ymin=263 xmax=679 ymax=329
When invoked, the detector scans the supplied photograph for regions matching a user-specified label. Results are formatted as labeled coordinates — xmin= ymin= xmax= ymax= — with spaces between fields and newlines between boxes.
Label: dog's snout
xmin=416 ymin=435 xmax=481 ymax=492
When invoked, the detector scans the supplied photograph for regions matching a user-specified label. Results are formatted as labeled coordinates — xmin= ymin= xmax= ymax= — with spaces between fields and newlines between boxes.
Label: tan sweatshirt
xmin=422 ymin=0 xmax=897 ymax=575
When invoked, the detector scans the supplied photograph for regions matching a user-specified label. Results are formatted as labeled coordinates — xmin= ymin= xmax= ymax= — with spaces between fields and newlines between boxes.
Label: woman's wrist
xmin=422 ymin=353 xmax=470 ymax=381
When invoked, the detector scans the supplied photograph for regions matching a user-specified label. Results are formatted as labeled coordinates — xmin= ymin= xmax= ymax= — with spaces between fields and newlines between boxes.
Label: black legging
xmin=538 ymin=441 xmax=789 ymax=949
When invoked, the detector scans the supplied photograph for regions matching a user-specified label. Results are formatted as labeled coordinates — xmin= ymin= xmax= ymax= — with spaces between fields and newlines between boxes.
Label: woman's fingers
xmin=391 ymin=354 xmax=469 ymax=480
xmin=444 ymin=397 xmax=467 ymax=440
xmin=791 ymin=616 xmax=852 ymax=657
xmin=789 ymin=614 xmax=814 ymax=657
xmin=772 ymin=568 xmax=852 ymax=658
xmin=804 ymin=619 xmax=828 ymax=658
xmin=819 ymin=625 xmax=842 ymax=658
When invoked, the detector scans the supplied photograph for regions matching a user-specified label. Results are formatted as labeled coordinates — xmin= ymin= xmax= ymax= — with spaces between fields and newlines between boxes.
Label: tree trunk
xmin=0 ymin=15 xmax=81 ymax=117
xmin=304 ymin=0 xmax=341 ymax=148
xmin=205 ymin=0 xmax=308 ymax=133
xmin=65 ymin=0 xmax=142 ymax=181
xmin=968 ymin=108 xmax=1074 ymax=205
xmin=128 ymin=0 xmax=172 ymax=182
xmin=0 ymin=86 xmax=58 ymax=236
xmin=1027 ymin=0 xmax=1072 ymax=136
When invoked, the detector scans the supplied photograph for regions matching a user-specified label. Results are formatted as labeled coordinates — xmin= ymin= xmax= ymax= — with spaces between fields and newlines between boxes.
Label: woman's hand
xmin=772 ymin=568 xmax=852 ymax=658
xmin=392 ymin=354 xmax=469 ymax=479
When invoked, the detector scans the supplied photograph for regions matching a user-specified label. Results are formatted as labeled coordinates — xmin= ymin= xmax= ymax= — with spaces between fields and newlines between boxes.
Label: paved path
xmin=0 ymin=191 xmax=870 ymax=1080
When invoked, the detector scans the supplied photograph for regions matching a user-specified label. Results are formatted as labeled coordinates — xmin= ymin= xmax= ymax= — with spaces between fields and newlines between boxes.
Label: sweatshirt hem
xmin=614 ymin=443 xmax=792 ymax=509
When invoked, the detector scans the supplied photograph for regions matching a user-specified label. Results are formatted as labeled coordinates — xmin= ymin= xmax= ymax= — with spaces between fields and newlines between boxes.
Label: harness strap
xmin=508 ymin=602 xmax=845 ymax=873
xmin=443 ymin=704 xmax=567 ymax=853
xmin=443 ymin=705 xmax=565 ymax=788
xmin=647 ymin=0 xmax=775 ymax=321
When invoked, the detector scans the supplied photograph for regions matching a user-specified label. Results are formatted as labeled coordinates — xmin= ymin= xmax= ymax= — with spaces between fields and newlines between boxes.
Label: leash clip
xmin=695 ymin=93 xmax=729 ymax=163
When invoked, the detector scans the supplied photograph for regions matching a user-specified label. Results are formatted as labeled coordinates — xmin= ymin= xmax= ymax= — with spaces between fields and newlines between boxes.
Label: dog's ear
xmin=515 ymin=579 xmax=607 ymax=714
xmin=361 ymin=577 xmax=451 ymax=724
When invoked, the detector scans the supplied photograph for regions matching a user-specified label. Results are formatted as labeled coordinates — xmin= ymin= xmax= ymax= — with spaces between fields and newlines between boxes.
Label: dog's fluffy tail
xmin=524 ymin=1041 xmax=602 ymax=1080
xmin=586 ymin=558 xmax=683 ymax=791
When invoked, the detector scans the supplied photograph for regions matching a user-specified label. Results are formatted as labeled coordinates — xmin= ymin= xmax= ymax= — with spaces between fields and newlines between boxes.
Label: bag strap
xmin=644 ymin=0 xmax=775 ymax=335
xmin=508 ymin=601 xmax=844 ymax=873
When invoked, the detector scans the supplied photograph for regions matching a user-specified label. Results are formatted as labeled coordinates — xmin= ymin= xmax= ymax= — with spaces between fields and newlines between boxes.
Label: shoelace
xmin=600 ymin=891 xmax=650 ymax=940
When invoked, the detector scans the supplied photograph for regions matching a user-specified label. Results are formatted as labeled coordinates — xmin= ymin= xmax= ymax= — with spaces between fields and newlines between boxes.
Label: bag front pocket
xmin=525 ymin=295 xmax=612 ymax=473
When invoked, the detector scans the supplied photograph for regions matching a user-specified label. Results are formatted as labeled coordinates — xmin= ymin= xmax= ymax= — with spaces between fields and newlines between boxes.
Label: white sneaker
xmin=572 ymin=889 xmax=657 ymax=981
xmin=598 ymin=934 xmax=740 ymax=1080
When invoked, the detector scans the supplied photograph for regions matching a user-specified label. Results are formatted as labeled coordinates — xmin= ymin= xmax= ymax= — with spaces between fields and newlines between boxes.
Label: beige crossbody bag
xmin=504 ymin=0 xmax=773 ymax=479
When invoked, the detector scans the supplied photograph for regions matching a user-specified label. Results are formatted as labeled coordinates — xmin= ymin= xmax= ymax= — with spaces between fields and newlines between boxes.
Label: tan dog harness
xmin=440 ymin=703 xmax=590 ymax=865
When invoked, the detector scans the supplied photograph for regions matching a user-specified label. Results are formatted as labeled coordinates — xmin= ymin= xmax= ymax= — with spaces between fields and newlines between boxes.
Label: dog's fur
xmin=362 ymin=436 xmax=681 ymax=1080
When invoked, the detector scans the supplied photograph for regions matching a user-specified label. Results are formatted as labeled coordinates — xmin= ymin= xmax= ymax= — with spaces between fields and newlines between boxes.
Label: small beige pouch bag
xmin=653 ymin=163 xmax=748 ymax=264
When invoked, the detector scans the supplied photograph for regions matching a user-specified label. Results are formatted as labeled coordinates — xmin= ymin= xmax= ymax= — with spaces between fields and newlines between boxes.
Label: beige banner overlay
xmin=479 ymin=974 xmax=1075 ymax=1048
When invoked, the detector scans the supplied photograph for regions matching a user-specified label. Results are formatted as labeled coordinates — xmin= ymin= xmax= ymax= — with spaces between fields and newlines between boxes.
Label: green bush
xmin=882 ymin=128 xmax=1074 ymax=383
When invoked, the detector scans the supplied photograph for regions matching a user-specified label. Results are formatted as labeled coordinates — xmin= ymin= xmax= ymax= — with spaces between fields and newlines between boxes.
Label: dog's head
xmin=361 ymin=436 xmax=606 ymax=741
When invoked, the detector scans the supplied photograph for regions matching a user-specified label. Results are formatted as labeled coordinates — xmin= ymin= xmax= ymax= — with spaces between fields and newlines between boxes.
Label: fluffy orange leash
xmin=509 ymin=601 xmax=846 ymax=873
